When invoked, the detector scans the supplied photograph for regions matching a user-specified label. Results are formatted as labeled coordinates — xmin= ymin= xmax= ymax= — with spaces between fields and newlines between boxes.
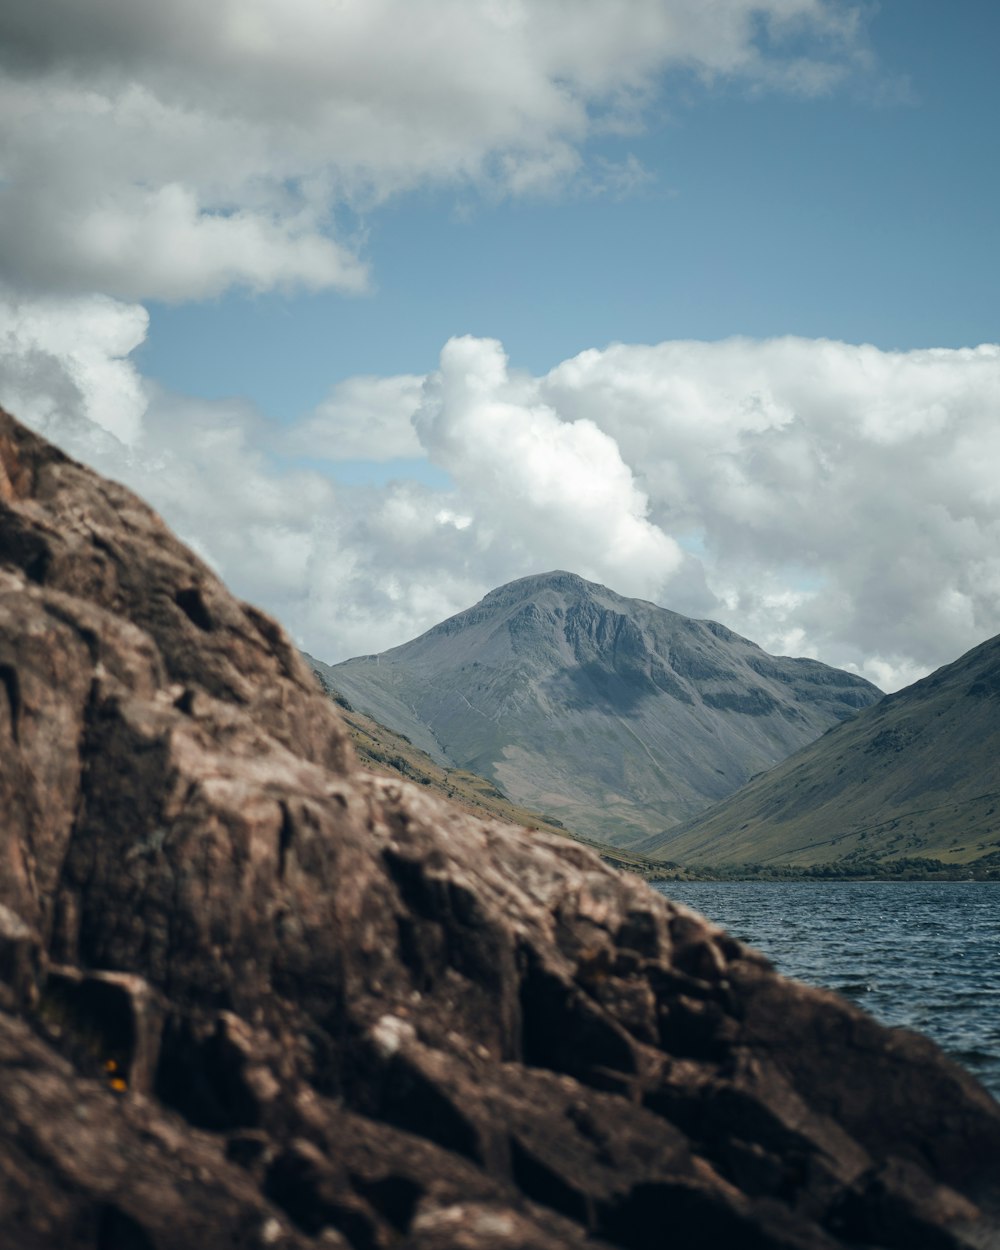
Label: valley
xmin=639 ymin=630 xmax=1000 ymax=871
xmin=311 ymin=575 xmax=1000 ymax=879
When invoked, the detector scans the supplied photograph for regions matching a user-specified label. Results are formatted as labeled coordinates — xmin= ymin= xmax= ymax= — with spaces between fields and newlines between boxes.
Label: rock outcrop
xmin=0 ymin=406 xmax=997 ymax=1250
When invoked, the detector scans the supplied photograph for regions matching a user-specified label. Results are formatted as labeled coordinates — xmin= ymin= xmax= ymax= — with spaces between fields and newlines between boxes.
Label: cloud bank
xmin=541 ymin=338 xmax=1000 ymax=688
xmin=6 ymin=313 xmax=999 ymax=692
xmin=0 ymin=0 xmax=866 ymax=302
xmin=415 ymin=337 xmax=683 ymax=594
xmin=4 ymin=1 xmax=988 ymax=693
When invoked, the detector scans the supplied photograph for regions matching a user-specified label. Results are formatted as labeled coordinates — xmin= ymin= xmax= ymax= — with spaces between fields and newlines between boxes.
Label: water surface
xmin=651 ymin=880 xmax=1000 ymax=1098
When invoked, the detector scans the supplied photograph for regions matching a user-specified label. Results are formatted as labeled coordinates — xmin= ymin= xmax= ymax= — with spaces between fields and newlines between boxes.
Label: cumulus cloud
xmin=0 ymin=285 xmax=148 ymax=444
xmin=6 ymin=315 xmax=999 ymax=693
xmin=6 ymin=2 xmax=981 ymax=693
xmin=415 ymin=337 xmax=683 ymax=599
xmin=0 ymin=0 xmax=867 ymax=302
xmin=540 ymin=337 xmax=1000 ymax=686
xmin=290 ymin=374 xmax=425 ymax=462
xmin=191 ymin=332 xmax=1000 ymax=692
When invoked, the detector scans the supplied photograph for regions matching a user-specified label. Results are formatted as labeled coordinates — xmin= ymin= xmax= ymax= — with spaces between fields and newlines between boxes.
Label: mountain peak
xmin=322 ymin=573 xmax=882 ymax=844
xmin=479 ymin=569 xmax=615 ymax=606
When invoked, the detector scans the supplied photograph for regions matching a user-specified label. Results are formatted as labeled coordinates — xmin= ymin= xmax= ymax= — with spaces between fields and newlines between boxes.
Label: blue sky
xmin=2 ymin=0 xmax=999 ymax=689
xmin=137 ymin=0 xmax=1000 ymax=422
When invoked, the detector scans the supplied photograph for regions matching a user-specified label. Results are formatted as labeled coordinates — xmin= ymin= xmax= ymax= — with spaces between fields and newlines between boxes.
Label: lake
xmin=650 ymin=880 xmax=1000 ymax=1098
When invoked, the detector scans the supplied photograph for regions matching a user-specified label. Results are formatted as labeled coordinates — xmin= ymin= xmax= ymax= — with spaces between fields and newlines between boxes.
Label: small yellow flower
xmin=109 ymin=1077 xmax=127 ymax=1093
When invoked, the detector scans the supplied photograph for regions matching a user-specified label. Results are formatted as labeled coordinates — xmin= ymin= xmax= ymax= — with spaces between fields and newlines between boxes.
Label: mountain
xmin=2 ymin=405 xmax=1000 ymax=1249
xmin=311 ymin=572 xmax=881 ymax=846
xmin=639 ymin=632 xmax=1000 ymax=870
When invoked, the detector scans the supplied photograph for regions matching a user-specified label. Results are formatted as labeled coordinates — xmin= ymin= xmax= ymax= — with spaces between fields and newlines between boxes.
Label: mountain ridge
xmin=639 ymin=629 xmax=1000 ymax=868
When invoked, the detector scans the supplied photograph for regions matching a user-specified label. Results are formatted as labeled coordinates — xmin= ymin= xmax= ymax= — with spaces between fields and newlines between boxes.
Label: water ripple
xmin=652 ymin=881 xmax=1000 ymax=1098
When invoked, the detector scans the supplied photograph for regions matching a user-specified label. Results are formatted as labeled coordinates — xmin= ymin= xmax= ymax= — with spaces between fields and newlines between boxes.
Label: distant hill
xmin=638 ymin=632 xmax=1000 ymax=871
xmin=309 ymin=571 xmax=881 ymax=846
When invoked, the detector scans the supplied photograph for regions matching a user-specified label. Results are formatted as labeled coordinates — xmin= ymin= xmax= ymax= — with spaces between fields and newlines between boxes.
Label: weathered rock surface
xmin=0 ymin=406 xmax=997 ymax=1250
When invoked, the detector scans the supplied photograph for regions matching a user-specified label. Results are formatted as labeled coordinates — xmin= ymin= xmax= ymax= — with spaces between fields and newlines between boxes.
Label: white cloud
xmin=0 ymin=285 xmax=148 ymax=444
xmin=0 ymin=0 xmax=868 ymax=302
xmin=7 ymin=2 xmax=982 ymax=697
xmin=159 ymin=332 xmax=1000 ymax=693
xmin=6 ymin=285 xmax=998 ymax=694
xmin=415 ymin=336 xmax=683 ymax=599
xmin=541 ymin=337 xmax=1000 ymax=687
xmin=291 ymin=374 xmax=425 ymax=462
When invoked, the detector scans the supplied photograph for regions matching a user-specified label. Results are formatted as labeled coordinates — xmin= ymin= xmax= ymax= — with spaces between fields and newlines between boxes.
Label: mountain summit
xmin=312 ymin=572 xmax=881 ymax=844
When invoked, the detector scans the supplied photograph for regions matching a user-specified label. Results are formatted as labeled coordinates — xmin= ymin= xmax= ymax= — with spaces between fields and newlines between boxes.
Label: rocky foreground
xmin=0 ymin=406 xmax=998 ymax=1250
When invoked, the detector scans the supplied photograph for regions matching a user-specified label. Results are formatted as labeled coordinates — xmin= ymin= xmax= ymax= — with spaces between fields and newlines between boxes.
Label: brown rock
xmin=0 ymin=405 xmax=998 ymax=1250
xmin=0 ymin=902 xmax=41 ymax=1011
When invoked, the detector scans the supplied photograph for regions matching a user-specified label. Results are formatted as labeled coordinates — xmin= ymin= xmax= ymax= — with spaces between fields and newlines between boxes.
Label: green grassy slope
xmin=638 ymin=633 xmax=1000 ymax=871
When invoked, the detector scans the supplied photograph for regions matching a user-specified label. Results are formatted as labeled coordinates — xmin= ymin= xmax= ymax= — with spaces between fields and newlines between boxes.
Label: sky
xmin=1 ymin=0 xmax=999 ymax=692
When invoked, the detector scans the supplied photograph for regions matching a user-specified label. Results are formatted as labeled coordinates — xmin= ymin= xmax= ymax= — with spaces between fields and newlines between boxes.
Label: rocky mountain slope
xmin=1 ymin=406 xmax=999 ymax=1250
xmin=306 ymin=661 xmax=660 ymax=876
xmin=313 ymin=573 xmax=881 ymax=847
xmin=638 ymin=632 xmax=1000 ymax=870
